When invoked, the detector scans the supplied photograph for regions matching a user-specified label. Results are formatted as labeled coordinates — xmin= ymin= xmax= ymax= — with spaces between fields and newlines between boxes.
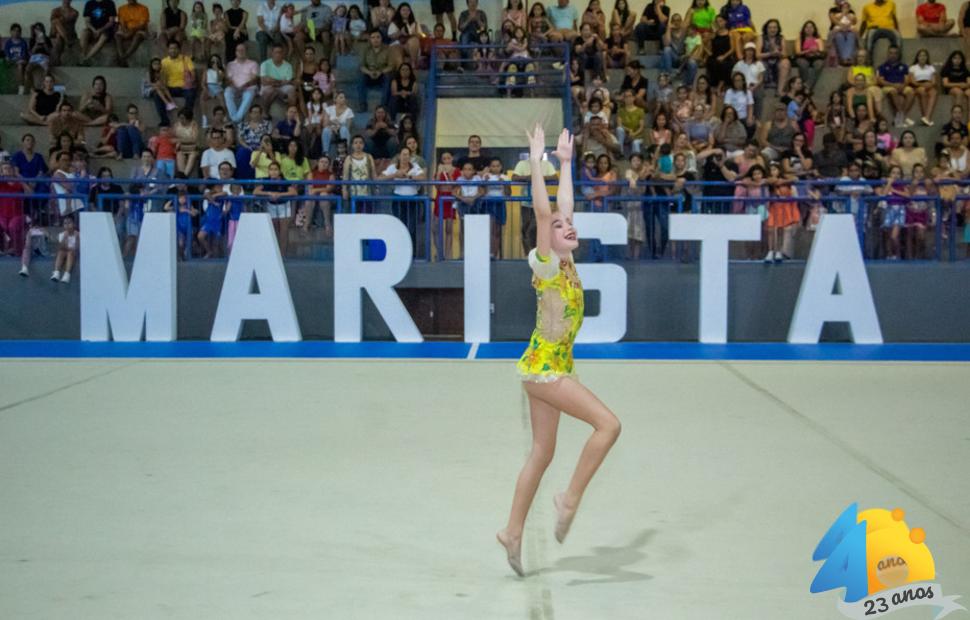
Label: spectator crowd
xmin=1 ymin=0 xmax=969 ymax=280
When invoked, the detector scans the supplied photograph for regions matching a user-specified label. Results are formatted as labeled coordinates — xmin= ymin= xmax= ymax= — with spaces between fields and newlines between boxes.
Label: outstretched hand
xmin=526 ymin=122 xmax=545 ymax=162
xmin=552 ymin=129 xmax=573 ymax=163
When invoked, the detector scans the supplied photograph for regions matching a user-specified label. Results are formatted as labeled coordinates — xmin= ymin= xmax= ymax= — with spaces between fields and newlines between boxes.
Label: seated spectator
xmin=25 ymin=24 xmax=52 ymax=91
xmin=733 ymin=42 xmax=765 ymax=118
xmin=848 ymin=48 xmax=883 ymax=118
xmin=684 ymin=102 xmax=714 ymax=150
xmin=759 ymin=19 xmax=791 ymax=96
xmin=5 ymin=24 xmax=29 ymax=95
xmin=260 ymin=43 xmax=296 ymax=113
xmin=828 ymin=0 xmax=858 ymax=66
xmin=238 ymin=103 xmax=271 ymax=153
xmin=814 ymin=132 xmax=848 ymax=178
xmin=256 ymin=0 xmax=282 ymax=61
xmin=322 ymin=91 xmax=354 ymax=156
xmin=458 ymin=0 xmax=489 ymax=66
xmin=250 ymin=133 xmax=279 ymax=178
xmin=782 ymin=132 xmax=813 ymax=178
xmin=389 ymin=2 xmax=422 ymax=68
xmin=389 ymin=62 xmax=419 ymax=118
xmin=794 ymin=21 xmax=825 ymax=95
xmin=224 ymin=0 xmax=249 ymax=61
xmin=50 ymin=0 xmax=80 ymax=66
xmin=370 ymin=0 xmax=395 ymax=40
xmin=207 ymin=3 xmax=228 ymax=59
xmin=942 ymin=52 xmax=970 ymax=111
xmin=707 ymin=14 xmax=736 ymax=90
xmin=224 ymin=43 xmax=260 ymax=124
xmin=940 ymin=104 xmax=969 ymax=143
xmin=916 ymin=0 xmax=953 ymax=37
xmin=877 ymin=44 xmax=913 ymax=127
xmin=155 ymin=41 xmax=198 ymax=127
xmin=347 ymin=5 xmax=367 ymax=43
xmin=611 ymin=0 xmax=636 ymax=41
xmin=397 ymin=113 xmax=418 ymax=146
xmin=724 ymin=72 xmax=755 ymax=132
xmin=272 ymin=104 xmax=302 ymax=150
xmin=358 ymin=30 xmax=392 ymax=112
xmin=616 ymin=89 xmax=646 ymax=155
xmin=80 ymin=0 xmax=117 ymax=64
xmin=431 ymin=0 xmax=458 ymax=40
xmin=48 ymin=103 xmax=88 ymax=146
xmin=188 ymin=2 xmax=210 ymax=61
xmin=50 ymin=214 xmax=78 ymax=283
xmin=582 ymin=0 xmax=607 ymax=38
xmin=714 ymin=104 xmax=747 ymax=155
xmin=577 ymin=115 xmax=621 ymax=157
xmin=759 ymin=104 xmax=798 ymax=161
xmin=685 ymin=0 xmax=716 ymax=41
xmin=301 ymin=0 xmax=333 ymax=60
xmin=364 ymin=105 xmax=398 ymax=159
xmin=635 ymin=0 xmax=669 ymax=53
xmin=573 ymin=22 xmax=607 ymax=81
xmin=200 ymin=127 xmax=237 ymax=178
xmin=279 ymin=3 xmax=306 ymax=59
xmin=116 ymin=0 xmax=150 ymax=65
xmin=907 ymin=48 xmax=939 ymax=127
xmin=159 ymin=0 xmax=188 ymax=53
xmin=662 ymin=13 xmax=698 ymax=86
xmin=546 ymin=0 xmax=578 ymax=43
xmin=79 ymin=75 xmax=113 ymax=126
xmin=173 ymin=108 xmax=201 ymax=175
xmin=527 ymin=3 xmax=552 ymax=47
xmin=203 ymin=54 xmax=226 ymax=120
xmin=859 ymin=0 xmax=901 ymax=60
xmin=889 ymin=129 xmax=926 ymax=177
xmin=606 ymin=27 xmax=630 ymax=69
xmin=722 ymin=0 xmax=755 ymax=59
xmin=20 ymin=75 xmax=64 ymax=126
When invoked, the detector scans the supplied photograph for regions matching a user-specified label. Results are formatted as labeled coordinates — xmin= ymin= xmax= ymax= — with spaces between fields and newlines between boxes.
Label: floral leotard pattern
xmin=516 ymin=248 xmax=584 ymax=383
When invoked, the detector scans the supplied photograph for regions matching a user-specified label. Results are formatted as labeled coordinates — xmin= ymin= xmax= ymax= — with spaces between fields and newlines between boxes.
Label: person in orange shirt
xmin=116 ymin=0 xmax=150 ymax=64
xmin=916 ymin=0 xmax=954 ymax=36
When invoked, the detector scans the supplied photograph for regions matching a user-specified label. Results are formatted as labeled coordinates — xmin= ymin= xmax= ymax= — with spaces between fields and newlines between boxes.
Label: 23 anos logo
xmin=810 ymin=503 xmax=966 ymax=619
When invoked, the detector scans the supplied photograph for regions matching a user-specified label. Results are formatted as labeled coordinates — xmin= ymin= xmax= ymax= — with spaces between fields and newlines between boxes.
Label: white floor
xmin=0 ymin=358 xmax=967 ymax=619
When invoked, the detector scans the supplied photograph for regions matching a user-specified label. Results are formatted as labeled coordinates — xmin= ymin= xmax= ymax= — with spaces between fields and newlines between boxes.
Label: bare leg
xmin=522 ymin=377 xmax=621 ymax=541
xmin=497 ymin=391 xmax=561 ymax=576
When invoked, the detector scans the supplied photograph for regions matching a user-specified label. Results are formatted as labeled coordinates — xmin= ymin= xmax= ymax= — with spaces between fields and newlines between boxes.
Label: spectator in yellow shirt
xmin=116 ymin=0 xmax=150 ymax=65
xmin=155 ymin=41 xmax=197 ymax=126
xmin=859 ymin=0 xmax=901 ymax=60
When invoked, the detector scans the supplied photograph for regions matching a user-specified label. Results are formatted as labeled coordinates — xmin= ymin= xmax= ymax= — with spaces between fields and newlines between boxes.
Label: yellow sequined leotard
xmin=516 ymin=248 xmax=584 ymax=382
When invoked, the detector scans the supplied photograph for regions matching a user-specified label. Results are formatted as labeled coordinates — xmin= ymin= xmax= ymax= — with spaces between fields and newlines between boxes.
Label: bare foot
xmin=553 ymin=492 xmax=578 ymax=543
xmin=496 ymin=529 xmax=524 ymax=577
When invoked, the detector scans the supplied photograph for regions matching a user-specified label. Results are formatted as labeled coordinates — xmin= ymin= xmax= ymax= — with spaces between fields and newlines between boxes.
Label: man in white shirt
xmin=200 ymin=129 xmax=237 ymax=179
xmin=224 ymin=43 xmax=260 ymax=124
xmin=256 ymin=0 xmax=283 ymax=61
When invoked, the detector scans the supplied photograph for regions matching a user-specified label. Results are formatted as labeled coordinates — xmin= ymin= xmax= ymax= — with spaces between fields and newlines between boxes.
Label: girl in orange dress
xmin=766 ymin=161 xmax=800 ymax=262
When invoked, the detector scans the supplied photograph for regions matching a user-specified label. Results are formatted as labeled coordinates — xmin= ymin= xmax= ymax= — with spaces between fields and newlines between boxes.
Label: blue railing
xmin=2 ymin=177 xmax=966 ymax=262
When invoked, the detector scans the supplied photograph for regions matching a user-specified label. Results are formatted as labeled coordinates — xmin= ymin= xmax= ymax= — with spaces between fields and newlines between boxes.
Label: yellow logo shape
xmin=859 ymin=508 xmax=935 ymax=595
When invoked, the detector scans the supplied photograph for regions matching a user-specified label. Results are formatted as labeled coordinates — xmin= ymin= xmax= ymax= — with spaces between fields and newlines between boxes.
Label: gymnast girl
xmin=495 ymin=123 xmax=623 ymax=577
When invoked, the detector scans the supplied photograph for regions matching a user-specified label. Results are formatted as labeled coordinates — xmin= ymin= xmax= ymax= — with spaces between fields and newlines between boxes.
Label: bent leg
xmin=524 ymin=377 xmax=621 ymax=511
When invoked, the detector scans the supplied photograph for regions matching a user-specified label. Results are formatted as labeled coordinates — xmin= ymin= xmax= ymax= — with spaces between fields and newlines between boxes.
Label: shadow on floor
xmin=531 ymin=528 xmax=656 ymax=585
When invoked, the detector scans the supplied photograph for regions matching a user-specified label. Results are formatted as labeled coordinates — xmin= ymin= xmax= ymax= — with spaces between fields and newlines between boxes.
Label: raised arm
xmin=527 ymin=123 xmax=553 ymax=257
xmin=552 ymin=128 xmax=574 ymax=220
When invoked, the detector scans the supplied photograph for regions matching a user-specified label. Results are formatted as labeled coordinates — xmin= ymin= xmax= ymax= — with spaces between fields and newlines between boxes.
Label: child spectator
xmin=306 ymin=154 xmax=334 ymax=235
xmin=165 ymin=188 xmax=198 ymax=259
xmin=50 ymin=214 xmax=78 ymax=282
xmin=255 ymin=160 xmax=297 ymax=254
xmin=482 ymin=156 xmax=506 ymax=259
xmin=434 ymin=150 xmax=460 ymax=259
xmin=149 ymin=125 xmax=178 ymax=177
xmin=455 ymin=159 xmax=484 ymax=250
xmin=188 ymin=1 xmax=208 ymax=60
xmin=26 ymin=23 xmax=52 ymax=91
xmin=916 ymin=0 xmax=953 ymax=36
